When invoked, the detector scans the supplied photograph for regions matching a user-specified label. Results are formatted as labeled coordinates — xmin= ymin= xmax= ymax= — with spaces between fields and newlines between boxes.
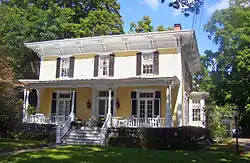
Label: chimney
xmin=174 ymin=23 xmax=182 ymax=31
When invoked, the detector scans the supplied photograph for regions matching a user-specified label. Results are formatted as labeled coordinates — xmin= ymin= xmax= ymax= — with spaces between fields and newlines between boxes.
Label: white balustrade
xmin=111 ymin=117 xmax=166 ymax=128
xmin=26 ymin=114 xmax=70 ymax=125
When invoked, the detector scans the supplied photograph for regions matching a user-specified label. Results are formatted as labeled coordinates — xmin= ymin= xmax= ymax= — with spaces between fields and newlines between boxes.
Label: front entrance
xmin=139 ymin=99 xmax=154 ymax=118
xmin=97 ymin=90 xmax=114 ymax=118
xmin=56 ymin=92 xmax=71 ymax=123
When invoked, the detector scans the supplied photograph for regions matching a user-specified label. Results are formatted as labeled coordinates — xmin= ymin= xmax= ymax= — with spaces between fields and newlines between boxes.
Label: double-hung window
xmin=60 ymin=58 xmax=70 ymax=78
xmin=142 ymin=53 xmax=153 ymax=74
xmin=99 ymin=56 xmax=109 ymax=76
xmin=192 ymin=100 xmax=201 ymax=121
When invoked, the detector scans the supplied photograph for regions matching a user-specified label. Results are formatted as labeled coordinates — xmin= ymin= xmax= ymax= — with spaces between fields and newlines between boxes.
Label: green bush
xmin=107 ymin=127 xmax=211 ymax=150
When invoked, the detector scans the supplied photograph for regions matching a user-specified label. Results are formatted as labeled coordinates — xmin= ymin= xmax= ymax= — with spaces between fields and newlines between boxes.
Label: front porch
xmin=21 ymin=77 xmax=179 ymax=129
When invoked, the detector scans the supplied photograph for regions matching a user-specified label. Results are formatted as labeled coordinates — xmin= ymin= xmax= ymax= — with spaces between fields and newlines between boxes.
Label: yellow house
xmin=20 ymin=24 xmax=205 ymax=144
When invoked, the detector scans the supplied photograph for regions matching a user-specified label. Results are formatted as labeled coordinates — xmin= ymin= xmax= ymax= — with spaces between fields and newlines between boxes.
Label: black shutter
xmin=109 ymin=54 xmax=115 ymax=76
xmin=154 ymin=91 xmax=161 ymax=116
xmin=69 ymin=56 xmax=75 ymax=78
xmin=56 ymin=57 xmax=61 ymax=78
xmin=131 ymin=91 xmax=137 ymax=116
xmin=74 ymin=91 xmax=77 ymax=114
xmin=153 ymin=51 xmax=159 ymax=75
xmin=136 ymin=52 xmax=142 ymax=76
xmin=51 ymin=92 xmax=57 ymax=115
xmin=94 ymin=55 xmax=99 ymax=77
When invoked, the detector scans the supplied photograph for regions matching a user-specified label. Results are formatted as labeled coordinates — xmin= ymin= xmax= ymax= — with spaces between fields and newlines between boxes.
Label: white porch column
xmin=23 ymin=88 xmax=29 ymax=122
xmin=107 ymin=88 xmax=112 ymax=127
xmin=70 ymin=90 xmax=76 ymax=121
xmin=166 ymin=86 xmax=173 ymax=127
xmin=91 ymin=88 xmax=96 ymax=117
xmin=107 ymin=88 xmax=112 ymax=116
xmin=36 ymin=89 xmax=40 ymax=113
xmin=200 ymin=98 xmax=205 ymax=124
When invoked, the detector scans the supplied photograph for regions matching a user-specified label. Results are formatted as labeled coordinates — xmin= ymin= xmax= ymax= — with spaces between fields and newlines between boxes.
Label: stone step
xmin=72 ymin=127 xmax=101 ymax=131
xmin=65 ymin=141 xmax=101 ymax=146
xmin=69 ymin=130 xmax=101 ymax=134
xmin=67 ymin=135 xmax=101 ymax=140
xmin=69 ymin=132 xmax=101 ymax=136
xmin=65 ymin=139 xmax=101 ymax=144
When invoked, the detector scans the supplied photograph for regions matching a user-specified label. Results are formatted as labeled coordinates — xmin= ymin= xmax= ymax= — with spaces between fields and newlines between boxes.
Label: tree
xmin=0 ymin=0 xmax=124 ymax=79
xmin=202 ymin=4 xmax=250 ymax=134
xmin=161 ymin=0 xmax=204 ymax=17
xmin=129 ymin=16 xmax=174 ymax=33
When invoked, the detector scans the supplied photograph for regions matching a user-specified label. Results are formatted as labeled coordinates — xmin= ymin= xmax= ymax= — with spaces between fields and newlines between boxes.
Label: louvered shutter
xmin=94 ymin=55 xmax=99 ymax=77
xmin=153 ymin=51 xmax=159 ymax=75
xmin=109 ymin=54 xmax=115 ymax=76
xmin=154 ymin=91 xmax=161 ymax=116
xmin=131 ymin=91 xmax=137 ymax=116
xmin=51 ymin=92 xmax=57 ymax=115
xmin=136 ymin=52 xmax=142 ymax=76
xmin=68 ymin=56 xmax=75 ymax=78
xmin=56 ymin=57 xmax=61 ymax=78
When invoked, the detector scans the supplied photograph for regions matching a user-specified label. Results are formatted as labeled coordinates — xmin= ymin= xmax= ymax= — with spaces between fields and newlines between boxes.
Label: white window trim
xmin=141 ymin=53 xmax=154 ymax=75
xmin=192 ymin=100 xmax=201 ymax=121
xmin=56 ymin=91 xmax=72 ymax=117
xmin=60 ymin=57 xmax=70 ymax=78
xmin=99 ymin=55 xmax=109 ymax=77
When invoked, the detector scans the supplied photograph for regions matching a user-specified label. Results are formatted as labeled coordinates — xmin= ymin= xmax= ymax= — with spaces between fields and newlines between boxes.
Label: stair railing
xmin=56 ymin=114 xmax=73 ymax=144
xmin=100 ymin=115 xmax=111 ymax=146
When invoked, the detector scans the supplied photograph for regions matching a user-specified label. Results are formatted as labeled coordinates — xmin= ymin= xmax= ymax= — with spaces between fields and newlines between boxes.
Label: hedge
xmin=3 ymin=123 xmax=56 ymax=143
xmin=107 ymin=126 xmax=211 ymax=150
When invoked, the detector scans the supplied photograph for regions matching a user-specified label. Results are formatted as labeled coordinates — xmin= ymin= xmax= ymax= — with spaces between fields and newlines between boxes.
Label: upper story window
xmin=99 ymin=56 xmax=109 ymax=76
xmin=60 ymin=58 xmax=70 ymax=77
xmin=192 ymin=100 xmax=201 ymax=121
xmin=142 ymin=53 xmax=153 ymax=74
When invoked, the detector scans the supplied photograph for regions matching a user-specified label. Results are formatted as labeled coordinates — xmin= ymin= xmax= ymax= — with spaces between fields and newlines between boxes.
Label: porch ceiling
xmin=19 ymin=76 xmax=180 ymax=89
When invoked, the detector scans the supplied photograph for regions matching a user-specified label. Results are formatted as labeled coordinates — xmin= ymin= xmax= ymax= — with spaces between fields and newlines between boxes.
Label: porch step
xmin=63 ymin=128 xmax=102 ymax=145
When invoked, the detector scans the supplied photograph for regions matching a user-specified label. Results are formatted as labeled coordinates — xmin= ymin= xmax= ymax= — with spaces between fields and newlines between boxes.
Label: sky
xmin=118 ymin=0 xmax=230 ymax=55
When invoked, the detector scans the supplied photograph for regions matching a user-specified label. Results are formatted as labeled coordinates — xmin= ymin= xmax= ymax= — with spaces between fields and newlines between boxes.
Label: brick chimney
xmin=174 ymin=23 xmax=182 ymax=31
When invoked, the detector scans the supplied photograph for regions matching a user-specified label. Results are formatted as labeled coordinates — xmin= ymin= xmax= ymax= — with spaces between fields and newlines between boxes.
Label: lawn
xmin=0 ymin=145 xmax=249 ymax=163
xmin=0 ymin=139 xmax=46 ymax=153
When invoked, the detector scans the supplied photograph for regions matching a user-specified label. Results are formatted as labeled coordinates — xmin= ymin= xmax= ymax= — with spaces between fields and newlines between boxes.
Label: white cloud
xmin=207 ymin=0 xmax=230 ymax=14
xmin=141 ymin=0 xmax=159 ymax=9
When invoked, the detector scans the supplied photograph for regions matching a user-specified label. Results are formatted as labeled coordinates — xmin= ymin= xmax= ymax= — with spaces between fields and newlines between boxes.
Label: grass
xmin=0 ymin=139 xmax=46 ymax=152
xmin=0 ymin=145 xmax=250 ymax=163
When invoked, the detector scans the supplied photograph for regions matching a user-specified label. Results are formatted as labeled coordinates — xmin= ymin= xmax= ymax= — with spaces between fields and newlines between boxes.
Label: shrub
xmin=107 ymin=127 xmax=211 ymax=150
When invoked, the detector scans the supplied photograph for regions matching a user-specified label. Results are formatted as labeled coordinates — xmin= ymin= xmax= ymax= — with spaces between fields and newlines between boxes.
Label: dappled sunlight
xmin=0 ymin=145 xmax=249 ymax=163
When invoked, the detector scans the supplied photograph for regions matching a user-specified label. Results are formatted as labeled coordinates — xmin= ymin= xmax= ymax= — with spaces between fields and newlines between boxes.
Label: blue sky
xmin=118 ymin=0 xmax=230 ymax=55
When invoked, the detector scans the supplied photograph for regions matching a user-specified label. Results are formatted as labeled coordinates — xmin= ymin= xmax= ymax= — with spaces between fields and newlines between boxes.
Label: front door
xmin=98 ymin=98 xmax=113 ymax=118
xmin=139 ymin=99 xmax=154 ymax=118
xmin=57 ymin=93 xmax=71 ymax=123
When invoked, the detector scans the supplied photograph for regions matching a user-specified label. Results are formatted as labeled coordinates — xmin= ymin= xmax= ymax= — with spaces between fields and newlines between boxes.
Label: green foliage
xmin=129 ymin=16 xmax=174 ymax=33
xmin=196 ymin=3 xmax=250 ymax=135
xmin=108 ymin=127 xmax=211 ymax=150
xmin=27 ymin=105 xmax=36 ymax=115
xmin=0 ymin=0 xmax=124 ymax=79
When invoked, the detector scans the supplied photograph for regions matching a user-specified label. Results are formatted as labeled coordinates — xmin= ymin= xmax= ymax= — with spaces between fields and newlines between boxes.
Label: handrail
xmin=100 ymin=115 xmax=111 ymax=146
xmin=56 ymin=115 xmax=72 ymax=144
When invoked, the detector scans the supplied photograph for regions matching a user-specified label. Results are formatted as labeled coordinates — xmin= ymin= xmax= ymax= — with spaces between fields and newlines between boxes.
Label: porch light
xmin=116 ymin=99 xmax=120 ymax=109
xmin=86 ymin=99 xmax=91 ymax=109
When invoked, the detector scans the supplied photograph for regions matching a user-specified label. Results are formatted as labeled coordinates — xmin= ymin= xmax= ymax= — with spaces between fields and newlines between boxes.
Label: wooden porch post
xmin=107 ymin=88 xmax=112 ymax=126
xmin=166 ymin=86 xmax=173 ymax=127
xmin=36 ymin=89 xmax=40 ymax=113
xmin=22 ymin=88 xmax=29 ymax=122
xmin=70 ymin=90 xmax=76 ymax=120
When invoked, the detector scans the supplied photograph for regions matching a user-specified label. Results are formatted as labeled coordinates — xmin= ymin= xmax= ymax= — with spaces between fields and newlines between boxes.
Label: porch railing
xmin=111 ymin=117 xmax=166 ymax=128
xmin=26 ymin=114 xmax=69 ymax=125
xmin=56 ymin=114 xmax=72 ymax=144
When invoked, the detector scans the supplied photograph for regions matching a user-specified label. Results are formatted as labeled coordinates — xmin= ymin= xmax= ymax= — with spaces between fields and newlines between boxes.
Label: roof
xmin=24 ymin=30 xmax=201 ymax=73
xmin=19 ymin=76 xmax=180 ymax=88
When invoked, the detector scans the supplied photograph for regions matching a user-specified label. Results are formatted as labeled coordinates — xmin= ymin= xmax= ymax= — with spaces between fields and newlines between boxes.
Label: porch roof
xmin=19 ymin=76 xmax=179 ymax=89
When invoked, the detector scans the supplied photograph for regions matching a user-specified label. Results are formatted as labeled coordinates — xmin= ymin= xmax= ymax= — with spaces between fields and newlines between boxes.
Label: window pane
xmin=154 ymin=100 xmax=160 ymax=116
xmin=99 ymin=100 xmax=106 ymax=115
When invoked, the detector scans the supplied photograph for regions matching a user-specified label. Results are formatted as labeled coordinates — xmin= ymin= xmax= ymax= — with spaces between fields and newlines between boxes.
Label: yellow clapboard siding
xmin=157 ymin=48 xmax=177 ymax=55
xmin=43 ymin=56 xmax=58 ymax=61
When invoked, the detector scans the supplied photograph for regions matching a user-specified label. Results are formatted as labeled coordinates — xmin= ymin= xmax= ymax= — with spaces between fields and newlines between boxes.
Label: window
xmin=192 ymin=100 xmax=201 ymax=121
xmin=60 ymin=58 xmax=70 ymax=77
xmin=142 ymin=53 xmax=153 ymax=74
xmin=99 ymin=56 xmax=109 ymax=76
